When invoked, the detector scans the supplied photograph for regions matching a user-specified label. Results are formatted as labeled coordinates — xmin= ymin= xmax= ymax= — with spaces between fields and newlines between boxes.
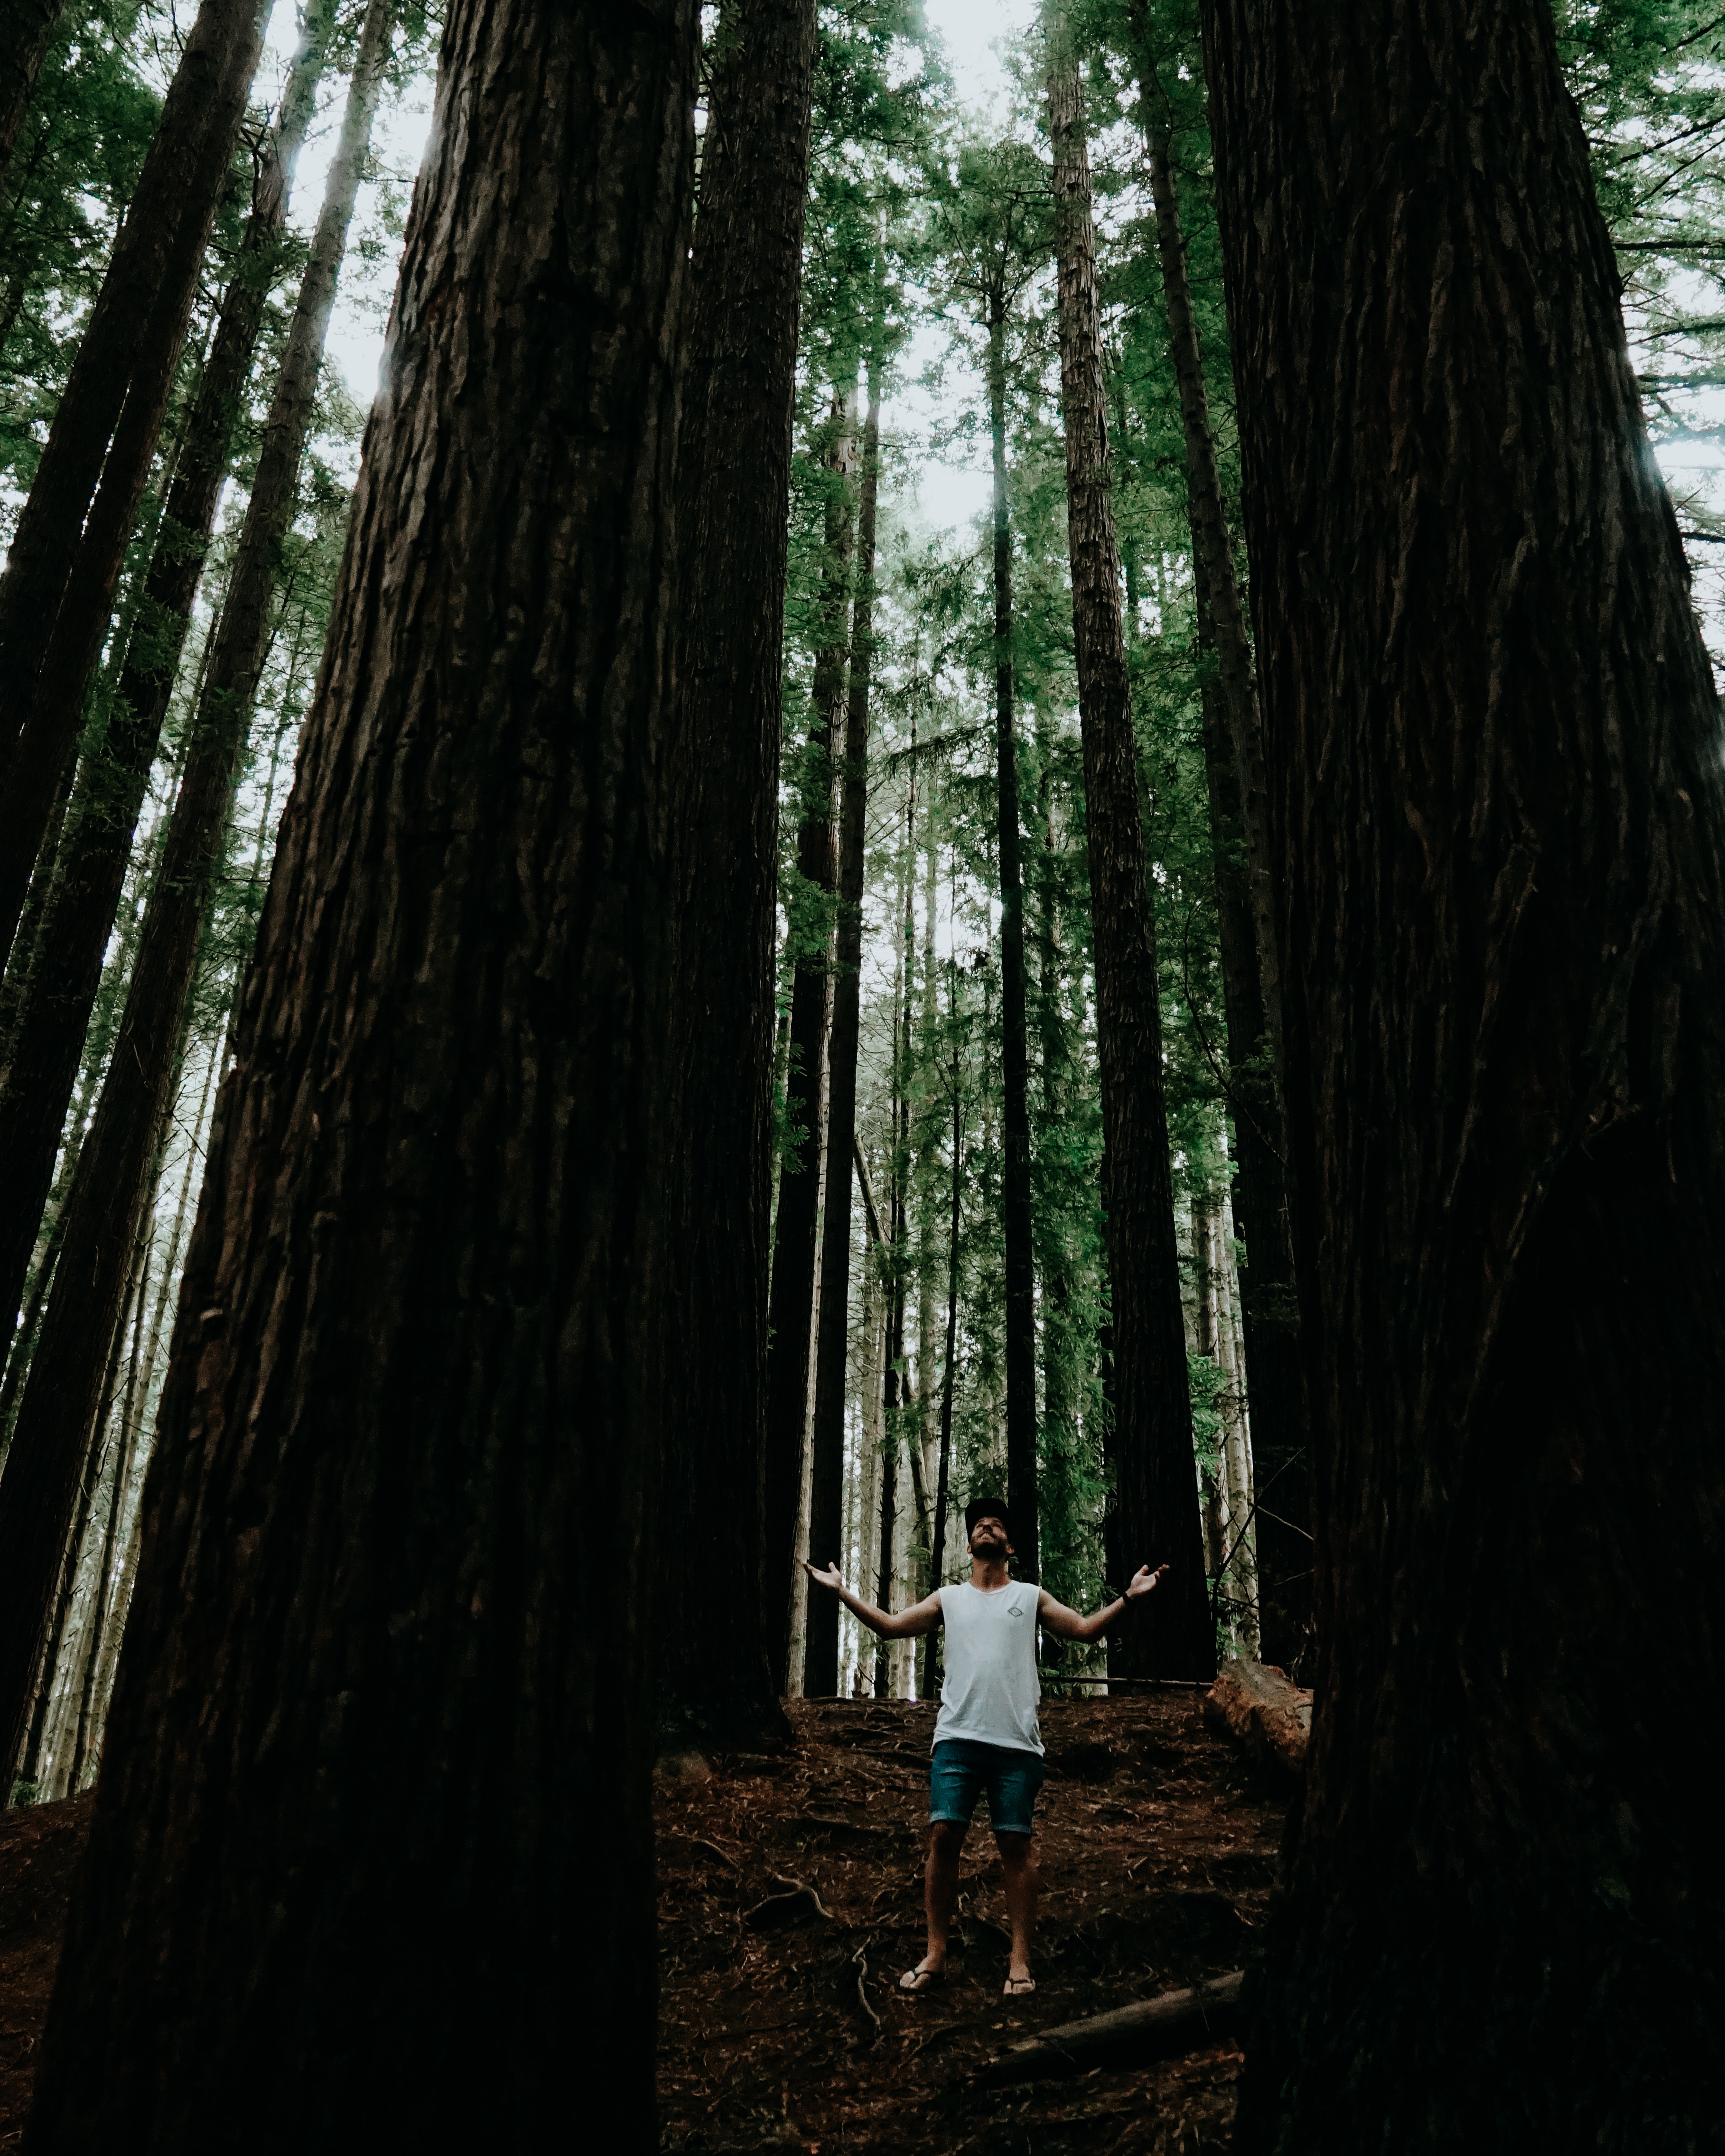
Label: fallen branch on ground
xmin=742 ymin=1874 xmax=835 ymax=1931
xmin=852 ymin=1939 xmax=881 ymax=2041
xmin=978 ymin=1971 xmax=1245 ymax=2084
xmin=1203 ymin=1659 xmax=1311 ymax=1783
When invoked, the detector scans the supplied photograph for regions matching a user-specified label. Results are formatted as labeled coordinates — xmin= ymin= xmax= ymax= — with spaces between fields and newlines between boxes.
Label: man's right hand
xmin=802 ymin=1558 xmax=844 ymax=1595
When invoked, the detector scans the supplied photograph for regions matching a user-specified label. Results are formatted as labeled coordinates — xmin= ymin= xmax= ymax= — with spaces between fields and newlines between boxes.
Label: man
xmin=803 ymin=1498 xmax=1168 ymax=1998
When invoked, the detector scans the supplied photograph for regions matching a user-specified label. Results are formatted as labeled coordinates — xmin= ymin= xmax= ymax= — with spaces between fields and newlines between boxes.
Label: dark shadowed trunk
xmin=0 ymin=0 xmax=396 ymax=1783
xmin=0 ymin=0 xmax=270 ymax=970
xmin=788 ymin=389 xmax=856 ymax=1697
xmin=986 ymin=288 xmax=1038 ymax=1587
xmin=0 ymin=0 xmax=335 ymax=1353
xmin=1137 ymin=51 xmax=1309 ymax=1671
xmin=18 ymin=5 xmax=694 ymax=2145
xmin=1047 ymin=63 xmax=1210 ymax=1679
xmin=658 ymin=0 xmax=814 ymax=1745
xmin=811 ymin=381 xmax=880 ymax=1687
xmin=1198 ymin=0 xmax=1725 ymax=2144
xmin=0 ymin=0 xmax=65 ymax=178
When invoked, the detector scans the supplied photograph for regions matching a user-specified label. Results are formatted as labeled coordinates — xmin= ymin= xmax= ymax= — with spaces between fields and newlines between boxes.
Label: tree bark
xmin=0 ymin=0 xmax=271 ymax=971
xmin=657 ymin=0 xmax=814 ymax=1744
xmin=0 ymin=0 xmax=65 ymax=179
xmin=1197 ymin=1 xmax=1725 ymax=2143
xmin=0 ymin=0 xmax=336 ymax=1357
xmin=1047 ymin=63 xmax=1211 ymax=1679
xmin=811 ymin=383 xmax=880 ymax=1697
xmin=986 ymin=288 xmax=1039 ymax=1587
xmin=792 ymin=389 xmax=857 ymax=1698
xmin=19 ymin=3 xmax=693 ymax=2144
xmin=0 ymin=0 xmax=396 ymax=1784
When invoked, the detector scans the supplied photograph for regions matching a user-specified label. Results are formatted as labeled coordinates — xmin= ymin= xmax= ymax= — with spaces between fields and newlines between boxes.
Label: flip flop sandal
xmin=900 ymin=1963 xmax=945 ymax=1993
xmin=1003 ymin=1974 xmax=1036 ymax=1998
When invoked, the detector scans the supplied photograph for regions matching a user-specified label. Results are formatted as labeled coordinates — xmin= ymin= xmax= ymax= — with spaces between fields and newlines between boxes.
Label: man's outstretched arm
xmin=802 ymin=1559 xmax=942 ymax=1638
xmin=1037 ymin=1563 xmax=1170 ymax=1643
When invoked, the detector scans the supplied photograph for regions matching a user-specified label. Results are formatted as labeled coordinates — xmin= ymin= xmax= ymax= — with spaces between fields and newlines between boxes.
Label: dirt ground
xmin=0 ymin=1692 xmax=1283 ymax=2151
xmin=0 ymin=1789 xmax=93 ymax=2150
xmin=658 ymin=1692 xmax=1286 ymax=2154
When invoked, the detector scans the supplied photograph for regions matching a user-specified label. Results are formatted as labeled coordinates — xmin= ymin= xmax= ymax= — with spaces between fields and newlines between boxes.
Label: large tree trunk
xmin=0 ymin=0 xmax=63 ymax=177
xmin=656 ymin=0 xmax=814 ymax=1746
xmin=0 ymin=0 xmax=396 ymax=1780
xmin=1047 ymin=63 xmax=1211 ymax=1679
xmin=1198 ymin=1 xmax=1725 ymax=2143
xmin=0 ymin=0 xmax=270 ymax=971
xmin=811 ymin=381 xmax=880 ymax=1687
xmin=20 ymin=2 xmax=693 ymax=2146
xmin=791 ymin=389 xmax=857 ymax=1698
xmin=987 ymin=290 xmax=1039 ymax=1586
xmin=0 ymin=0 xmax=336 ymax=1355
xmin=1137 ymin=66 xmax=1311 ymax=1669
xmin=0 ymin=0 xmax=65 ymax=179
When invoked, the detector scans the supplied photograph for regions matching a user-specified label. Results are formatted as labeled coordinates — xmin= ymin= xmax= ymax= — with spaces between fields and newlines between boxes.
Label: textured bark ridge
xmin=20 ymin=5 xmax=695 ymax=2148
xmin=1200 ymin=0 xmax=1725 ymax=2145
xmin=659 ymin=0 xmax=815 ymax=1740
xmin=0 ymin=0 xmax=270 ymax=968
xmin=1048 ymin=65 xmax=1211 ymax=1679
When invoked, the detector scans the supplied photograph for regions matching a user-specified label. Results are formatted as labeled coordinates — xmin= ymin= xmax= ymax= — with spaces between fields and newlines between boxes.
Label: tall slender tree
xmin=657 ymin=0 xmax=816 ymax=1745
xmin=931 ymin=137 xmax=1047 ymax=1583
xmin=987 ymin=249 xmax=1039 ymax=1587
xmin=0 ymin=0 xmax=338 ymax=1353
xmin=786 ymin=386 xmax=857 ymax=1696
xmin=0 ymin=0 xmax=271 ymax=967
xmin=1132 ymin=17 xmax=1309 ymax=1664
xmin=1197 ymin=0 xmax=1725 ymax=2141
xmin=22 ymin=2 xmax=695 ymax=2146
xmin=0 ymin=0 xmax=398 ymax=1778
xmin=1047 ymin=60 xmax=1211 ymax=1677
xmin=809 ymin=375 xmax=882 ymax=1666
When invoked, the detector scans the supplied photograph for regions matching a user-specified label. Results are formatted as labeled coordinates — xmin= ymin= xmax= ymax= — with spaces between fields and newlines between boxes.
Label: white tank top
xmin=932 ymin=1580 xmax=1043 ymax=1755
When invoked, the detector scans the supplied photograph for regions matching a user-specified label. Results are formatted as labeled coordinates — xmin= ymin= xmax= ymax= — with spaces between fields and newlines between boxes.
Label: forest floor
xmin=0 ymin=1692 xmax=1285 ymax=2151
xmin=658 ymin=1692 xmax=1286 ymax=2155
xmin=0 ymin=1788 xmax=93 ymax=2148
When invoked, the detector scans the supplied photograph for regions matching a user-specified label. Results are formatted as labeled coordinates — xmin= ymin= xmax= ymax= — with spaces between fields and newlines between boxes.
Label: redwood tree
xmin=657 ymin=0 xmax=815 ymax=1744
xmin=0 ymin=0 xmax=336 ymax=1351
xmin=1136 ymin=35 xmax=1310 ymax=1668
xmin=808 ymin=381 xmax=881 ymax=1662
xmin=1048 ymin=62 xmax=1211 ymax=1678
xmin=778 ymin=390 xmax=856 ymax=1698
xmin=1199 ymin=0 xmax=1725 ymax=2142
xmin=0 ymin=0 xmax=270 ymax=970
xmin=21 ymin=4 xmax=694 ymax=2146
xmin=0 ymin=0 xmax=396 ymax=1784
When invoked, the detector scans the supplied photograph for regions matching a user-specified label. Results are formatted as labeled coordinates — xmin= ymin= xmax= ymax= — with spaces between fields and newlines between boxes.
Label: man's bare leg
xmin=997 ymin=1831 xmax=1039 ymax=1992
xmin=903 ymin=1821 xmax=966 ymax=1989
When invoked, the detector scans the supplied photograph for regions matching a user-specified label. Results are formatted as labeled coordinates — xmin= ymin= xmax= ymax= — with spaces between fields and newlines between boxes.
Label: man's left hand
xmin=1125 ymin=1563 xmax=1169 ymax=1600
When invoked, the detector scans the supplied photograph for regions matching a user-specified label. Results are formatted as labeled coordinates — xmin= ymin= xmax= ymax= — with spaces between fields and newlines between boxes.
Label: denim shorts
xmin=929 ymin=1738 xmax=1045 ymax=1839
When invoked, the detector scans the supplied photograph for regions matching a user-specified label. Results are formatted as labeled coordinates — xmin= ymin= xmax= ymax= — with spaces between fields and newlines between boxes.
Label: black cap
xmin=964 ymin=1498 xmax=1013 ymax=1542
